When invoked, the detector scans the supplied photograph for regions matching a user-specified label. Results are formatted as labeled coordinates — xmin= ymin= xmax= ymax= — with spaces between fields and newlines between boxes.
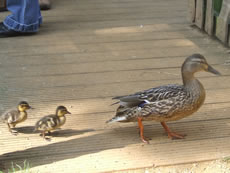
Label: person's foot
xmin=0 ymin=22 xmax=19 ymax=37
xmin=39 ymin=0 xmax=51 ymax=10
xmin=0 ymin=22 xmax=36 ymax=38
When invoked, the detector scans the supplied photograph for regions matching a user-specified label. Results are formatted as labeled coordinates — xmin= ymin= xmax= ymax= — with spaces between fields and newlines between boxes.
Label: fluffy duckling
xmin=0 ymin=101 xmax=32 ymax=134
xmin=107 ymin=54 xmax=221 ymax=143
xmin=35 ymin=106 xmax=71 ymax=139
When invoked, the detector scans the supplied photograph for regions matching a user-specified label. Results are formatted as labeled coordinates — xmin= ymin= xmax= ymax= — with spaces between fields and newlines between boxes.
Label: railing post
xmin=205 ymin=0 xmax=214 ymax=35
xmin=216 ymin=0 xmax=230 ymax=44
xmin=0 ymin=0 xmax=6 ymax=12
xmin=188 ymin=0 xmax=196 ymax=23
xmin=195 ymin=0 xmax=206 ymax=29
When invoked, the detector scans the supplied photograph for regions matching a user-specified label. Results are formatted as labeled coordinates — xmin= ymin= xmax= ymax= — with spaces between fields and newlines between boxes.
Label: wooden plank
xmin=195 ymin=0 xmax=205 ymax=29
xmin=0 ymin=37 xmax=219 ymax=56
xmin=52 ymin=1 xmax=186 ymax=10
xmin=0 ymin=54 xmax=224 ymax=79
xmin=0 ymin=0 xmax=6 ymax=12
xmin=0 ymin=28 xmax=204 ymax=47
xmin=205 ymin=0 xmax=215 ymax=35
xmin=1 ymin=46 xmax=226 ymax=70
xmin=1 ymin=117 xmax=230 ymax=172
xmin=216 ymin=0 xmax=230 ymax=44
xmin=0 ymin=79 xmax=228 ymax=116
xmin=187 ymin=0 xmax=196 ymax=23
xmin=45 ymin=8 xmax=186 ymax=17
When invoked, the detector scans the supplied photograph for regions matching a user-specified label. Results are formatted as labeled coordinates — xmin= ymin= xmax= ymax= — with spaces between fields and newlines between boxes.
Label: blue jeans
xmin=3 ymin=0 xmax=42 ymax=32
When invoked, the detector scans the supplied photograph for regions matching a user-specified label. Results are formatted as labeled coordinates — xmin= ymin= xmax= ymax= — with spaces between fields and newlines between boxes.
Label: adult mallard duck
xmin=107 ymin=54 xmax=221 ymax=143
xmin=0 ymin=101 xmax=33 ymax=134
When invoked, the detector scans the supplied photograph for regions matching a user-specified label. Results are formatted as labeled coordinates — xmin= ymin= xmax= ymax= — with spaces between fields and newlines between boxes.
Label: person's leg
xmin=0 ymin=0 xmax=42 ymax=37
xmin=4 ymin=0 xmax=42 ymax=32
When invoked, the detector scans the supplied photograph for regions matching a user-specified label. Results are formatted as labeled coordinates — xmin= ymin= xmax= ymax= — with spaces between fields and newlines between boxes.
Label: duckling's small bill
xmin=66 ymin=111 xmax=71 ymax=114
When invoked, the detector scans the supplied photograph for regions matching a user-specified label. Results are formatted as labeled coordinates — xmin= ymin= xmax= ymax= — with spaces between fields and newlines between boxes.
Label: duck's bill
xmin=28 ymin=106 xmax=35 ymax=109
xmin=66 ymin=111 xmax=71 ymax=114
xmin=207 ymin=65 xmax=221 ymax=75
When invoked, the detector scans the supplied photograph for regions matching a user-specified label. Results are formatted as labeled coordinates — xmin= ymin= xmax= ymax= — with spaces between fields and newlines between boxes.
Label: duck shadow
xmin=14 ymin=126 xmax=35 ymax=134
xmin=48 ymin=128 xmax=95 ymax=137
xmin=0 ymin=163 xmax=4 ymax=171
xmin=0 ymin=126 xmax=143 ymax=171
xmin=14 ymin=126 xmax=95 ymax=137
xmin=0 ymin=121 xmax=227 ymax=171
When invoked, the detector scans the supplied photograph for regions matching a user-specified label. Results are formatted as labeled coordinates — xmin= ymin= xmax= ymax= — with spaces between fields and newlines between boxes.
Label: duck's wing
xmin=112 ymin=84 xmax=184 ymax=107
xmin=1 ymin=109 xmax=19 ymax=123
xmin=35 ymin=115 xmax=59 ymax=131
xmin=140 ymin=91 xmax=190 ymax=118
xmin=108 ymin=88 xmax=190 ymax=123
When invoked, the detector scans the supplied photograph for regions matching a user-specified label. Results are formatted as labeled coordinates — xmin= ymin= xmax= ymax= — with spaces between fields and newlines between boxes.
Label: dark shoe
xmin=0 ymin=22 xmax=36 ymax=38
xmin=0 ymin=8 xmax=7 ymax=12
xmin=39 ymin=0 xmax=51 ymax=10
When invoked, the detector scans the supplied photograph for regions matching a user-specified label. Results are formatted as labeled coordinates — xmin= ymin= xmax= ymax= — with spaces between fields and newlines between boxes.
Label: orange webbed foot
xmin=161 ymin=122 xmax=186 ymax=140
xmin=167 ymin=132 xmax=186 ymax=140
xmin=140 ymin=136 xmax=151 ymax=144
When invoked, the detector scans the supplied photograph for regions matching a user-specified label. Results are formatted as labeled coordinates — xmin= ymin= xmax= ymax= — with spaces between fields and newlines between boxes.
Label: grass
xmin=223 ymin=156 xmax=230 ymax=162
xmin=0 ymin=160 xmax=32 ymax=173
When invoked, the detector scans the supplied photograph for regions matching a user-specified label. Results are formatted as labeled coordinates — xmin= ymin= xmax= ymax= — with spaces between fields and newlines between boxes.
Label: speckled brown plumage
xmin=0 ymin=101 xmax=32 ymax=134
xmin=107 ymin=54 xmax=221 ymax=143
xmin=35 ymin=106 xmax=71 ymax=140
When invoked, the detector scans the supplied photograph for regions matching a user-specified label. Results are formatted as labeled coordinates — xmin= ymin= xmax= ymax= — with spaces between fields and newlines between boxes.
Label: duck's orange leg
xmin=160 ymin=122 xmax=186 ymax=139
xmin=138 ymin=117 xmax=150 ymax=144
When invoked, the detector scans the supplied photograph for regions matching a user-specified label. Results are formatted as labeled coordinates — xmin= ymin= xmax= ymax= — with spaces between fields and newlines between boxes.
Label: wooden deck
xmin=0 ymin=0 xmax=230 ymax=172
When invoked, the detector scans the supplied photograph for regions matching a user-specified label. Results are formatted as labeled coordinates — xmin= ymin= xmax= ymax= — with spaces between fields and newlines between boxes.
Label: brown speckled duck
xmin=107 ymin=54 xmax=221 ymax=143
xmin=0 ymin=101 xmax=32 ymax=134
xmin=35 ymin=106 xmax=71 ymax=139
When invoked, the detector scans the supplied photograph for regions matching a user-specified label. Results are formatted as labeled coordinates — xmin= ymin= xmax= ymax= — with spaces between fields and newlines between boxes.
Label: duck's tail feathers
xmin=106 ymin=116 xmax=127 ymax=123
xmin=112 ymin=96 xmax=124 ymax=100
xmin=110 ymin=101 xmax=120 ymax=106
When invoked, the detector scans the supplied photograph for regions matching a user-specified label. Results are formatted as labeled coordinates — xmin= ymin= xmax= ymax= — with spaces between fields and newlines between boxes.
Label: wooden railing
xmin=0 ymin=0 xmax=6 ymax=12
xmin=188 ymin=0 xmax=230 ymax=47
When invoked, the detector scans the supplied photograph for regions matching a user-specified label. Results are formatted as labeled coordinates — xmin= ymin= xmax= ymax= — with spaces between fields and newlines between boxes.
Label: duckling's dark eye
xmin=21 ymin=104 xmax=29 ymax=108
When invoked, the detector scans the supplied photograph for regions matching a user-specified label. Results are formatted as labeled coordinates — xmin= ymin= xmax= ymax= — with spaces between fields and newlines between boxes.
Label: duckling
xmin=0 ymin=101 xmax=32 ymax=134
xmin=107 ymin=54 xmax=221 ymax=143
xmin=35 ymin=106 xmax=71 ymax=139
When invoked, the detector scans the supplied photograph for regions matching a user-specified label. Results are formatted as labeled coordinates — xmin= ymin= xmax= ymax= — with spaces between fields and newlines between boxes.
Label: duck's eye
xmin=192 ymin=59 xmax=202 ymax=63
